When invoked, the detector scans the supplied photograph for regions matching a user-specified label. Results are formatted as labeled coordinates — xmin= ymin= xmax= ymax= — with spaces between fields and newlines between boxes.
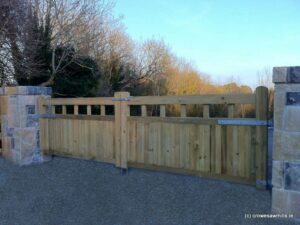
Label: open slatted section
xmin=125 ymin=90 xmax=267 ymax=185
xmin=39 ymin=97 xmax=115 ymax=163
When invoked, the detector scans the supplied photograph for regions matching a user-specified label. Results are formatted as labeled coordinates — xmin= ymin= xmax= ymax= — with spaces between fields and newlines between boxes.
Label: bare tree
xmin=257 ymin=67 xmax=273 ymax=88
xmin=0 ymin=0 xmax=45 ymax=85
xmin=133 ymin=39 xmax=173 ymax=95
xmin=35 ymin=0 xmax=117 ymax=86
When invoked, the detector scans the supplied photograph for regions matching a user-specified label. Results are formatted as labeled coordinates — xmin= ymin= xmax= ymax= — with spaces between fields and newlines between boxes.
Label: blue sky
xmin=113 ymin=0 xmax=300 ymax=87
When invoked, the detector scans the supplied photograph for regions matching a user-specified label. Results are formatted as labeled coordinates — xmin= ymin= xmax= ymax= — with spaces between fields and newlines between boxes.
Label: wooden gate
xmin=39 ymin=87 xmax=268 ymax=188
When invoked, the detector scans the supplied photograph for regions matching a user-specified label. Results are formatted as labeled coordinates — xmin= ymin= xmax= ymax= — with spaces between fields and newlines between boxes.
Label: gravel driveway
xmin=0 ymin=156 xmax=297 ymax=225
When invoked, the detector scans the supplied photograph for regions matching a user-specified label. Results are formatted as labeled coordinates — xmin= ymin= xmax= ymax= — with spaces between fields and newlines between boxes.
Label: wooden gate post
xmin=255 ymin=86 xmax=268 ymax=189
xmin=114 ymin=92 xmax=130 ymax=169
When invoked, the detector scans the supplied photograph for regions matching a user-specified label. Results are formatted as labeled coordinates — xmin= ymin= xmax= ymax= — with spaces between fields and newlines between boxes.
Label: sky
xmin=113 ymin=0 xmax=300 ymax=88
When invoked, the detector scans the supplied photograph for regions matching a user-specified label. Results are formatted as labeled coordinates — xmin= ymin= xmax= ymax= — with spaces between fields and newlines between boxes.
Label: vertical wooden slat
xmin=156 ymin=123 xmax=162 ymax=166
xmin=232 ymin=125 xmax=239 ymax=176
xmin=174 ymin=124 xmax=180 ymax=167
xmin=180 ymin=124 xmax=189 ymax=169
xmin=74 ymin=105 xmax=78 ymax=115
xmin=99 ymin=121 xmax=105 ymax=160
xmin=221 ymin=126 xmax=227 ymax=174
xmin=141 ymin=105 xmax=147 ymax=117
xmin=203 ymin=105 xmax=210 ymax=118
xmin=198 ymin=125 xmax=204 ymax=171
xmin=255 ymin=86 xmax=268 ymax=189
xmin=215 ymin=125 xmax=222 ymax=174
xmin=61 ymin=119 xmax=67 ymax=154
xmin=180 ymin=105 xmax=187 ymax=117
xmin=160 ymin=105 xmax=166 ymax=117
xmin=136 ymin=122 xmax=145 ymax=163
xmin=68 ymin=118 xmax=74 ymax=155
xmin=51 ymin=106 xmax=55 ymax=114
xmin=128 ymin=121 xmax=137 ymax=162
xmin=143 ymin=122 xmax=150 ymax=164
xmin=238 ymin=126 xmax=251 ymax=178
xmin=147 ymin=123 xmax=156 ymax=165
xmin=250 ymin=126 xmax=256 ymax=179
xmin=87 ymin=105 xmax=91 ymax=115
xmin=189 ymin=125 xmax=198 ymax=171
xmin=162 ymin=123 xmax=172 ymax=167
xmin=228 ymin=104 xmax=234 ymax=118
xmin=62 ymin=105 xmax=66 ymax=115
xmin=108 ymin=121 xmax=115 ymax=160
xmin=210 ymin=125 xmax=216 ymax=173
xmin=73 ymin=119 xmax=79 ymax=156
xmin=101 ymin=105 xmax=106 ymax=116
xmin=89 ymin=120 xmax=97 ymax=159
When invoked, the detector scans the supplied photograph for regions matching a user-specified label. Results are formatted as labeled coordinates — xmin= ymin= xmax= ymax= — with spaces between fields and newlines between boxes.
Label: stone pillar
xmin=272 ymin=67 xmax=300 ymax=220
xmin=0 ymin=86 xmax=52 ymax=165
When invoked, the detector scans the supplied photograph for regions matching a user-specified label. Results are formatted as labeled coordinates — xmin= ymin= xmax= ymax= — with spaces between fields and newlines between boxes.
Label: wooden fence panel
xmin=38 ymin=86 xmax=268 ymax=187
xmin=40 ymin=118 xmax=115 ymax=163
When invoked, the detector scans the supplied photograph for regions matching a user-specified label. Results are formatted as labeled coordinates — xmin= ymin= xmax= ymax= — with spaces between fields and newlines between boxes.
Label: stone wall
xmin=272 ymin=67 xmax=300 ymax=220
xmin=0 ymin=86 xmax=51 ymax=165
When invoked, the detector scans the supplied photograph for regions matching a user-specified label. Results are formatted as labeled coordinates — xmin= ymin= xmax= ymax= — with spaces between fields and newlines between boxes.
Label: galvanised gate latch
xmin=112 ymin=97 xmax=132 ymax=101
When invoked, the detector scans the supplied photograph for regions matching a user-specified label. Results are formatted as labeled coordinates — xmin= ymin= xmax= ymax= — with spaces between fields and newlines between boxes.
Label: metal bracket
xmin=218 ymin=119 xmax=268 ymax=126
xmin=112 ymin=97 xmax=132 ymax=101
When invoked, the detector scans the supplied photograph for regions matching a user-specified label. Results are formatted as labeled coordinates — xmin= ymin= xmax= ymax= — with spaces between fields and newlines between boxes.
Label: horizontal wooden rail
xmin=40 ymin=114 xmax=115 ymax=121
xmin=128 ymin=116 xmax=267 ymax=125
xmin=43 ymin=97 xmax=115 ymax=106
xmin=128 ymin=93 xmax=255 ymax=105
xmin=40 ymin=94 xmax=255 ymax=108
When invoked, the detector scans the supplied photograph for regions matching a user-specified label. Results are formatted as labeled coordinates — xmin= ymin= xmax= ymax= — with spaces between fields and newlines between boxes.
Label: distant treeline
xmin=0 ymin=0 xmax=272 ymax=118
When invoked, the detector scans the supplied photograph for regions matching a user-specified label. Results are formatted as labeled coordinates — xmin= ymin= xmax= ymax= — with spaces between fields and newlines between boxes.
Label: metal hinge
xmin=217 ymin=119 xmax=269 ymax=126
xmin=112 ymin=97 xmax=132 ymax=101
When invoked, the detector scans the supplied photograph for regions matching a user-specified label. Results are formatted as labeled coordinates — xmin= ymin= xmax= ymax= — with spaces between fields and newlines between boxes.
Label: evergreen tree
xmin=52 ymin=46 xmax=100 ymax=97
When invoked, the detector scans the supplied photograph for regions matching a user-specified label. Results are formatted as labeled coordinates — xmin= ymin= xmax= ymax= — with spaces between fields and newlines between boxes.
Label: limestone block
xmin=5 ymin=96 xmax=20 ymax=128
xmin=3 ymin=127 xmax=14 ymax=137
xmin=282 ymin=106 xmax=300 ymax=132
xmin=13 ymin=127 xmax=37 ymax=152
xmin=3 ymin=86 xmax=52 ymax=96
xmin=273 ymin=129 xmax=300 ymax=160
xmin=27 ymin=86 xmax=52 ymax=95
xmin=26 ymin=115 xmax=39 ymax=128
xmin=274 ymin=84 xmax=300 ymax=129
xmin=273 ymin=67 xmax=288 ymax=83
xmin=3 ymin=149 xmax=21 ymax=164
xmin=20 ymin=147 xmax=42 ymax=165
xmin=287 ymin=67 xmax=300 ymax=83
xmin=272 ymin=188 xmax=300 ymax=219
xmin=272 ymin=161 xmax=284 ymax=188
xmin=14 ymin=96 xmax=39 ymax=128
xmin=4 ymin=87 xmax=18 ymax=95
xmin=285 ymin=162 xmax=300 ymax=191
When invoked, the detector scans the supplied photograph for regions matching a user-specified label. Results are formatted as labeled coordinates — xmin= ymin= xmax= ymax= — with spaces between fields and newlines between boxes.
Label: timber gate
xmin=39 ymin=86 xmax=268 ymax=188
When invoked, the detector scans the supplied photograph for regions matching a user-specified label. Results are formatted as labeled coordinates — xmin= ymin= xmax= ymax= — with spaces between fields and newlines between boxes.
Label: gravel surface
xmin=0 ymin=156 xmax=297 ymax=225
